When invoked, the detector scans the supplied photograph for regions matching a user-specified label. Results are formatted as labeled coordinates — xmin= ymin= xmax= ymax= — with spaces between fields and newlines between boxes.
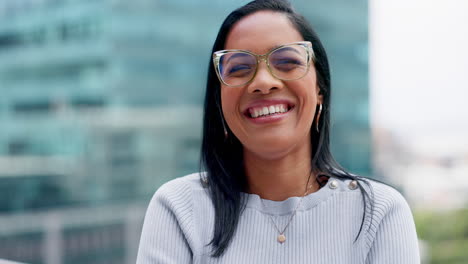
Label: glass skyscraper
xmin=0 ymin=0 xmax=369 ymax=263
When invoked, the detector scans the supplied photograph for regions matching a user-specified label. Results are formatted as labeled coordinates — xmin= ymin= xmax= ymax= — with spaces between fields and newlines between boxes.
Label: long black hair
xmin=200 ymin=0 xmax=374 ymax=257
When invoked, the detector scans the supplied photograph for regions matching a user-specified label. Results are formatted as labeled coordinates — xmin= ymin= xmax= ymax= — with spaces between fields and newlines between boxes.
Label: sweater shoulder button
xmin=328 ymin=180 xmax=338 ymax=189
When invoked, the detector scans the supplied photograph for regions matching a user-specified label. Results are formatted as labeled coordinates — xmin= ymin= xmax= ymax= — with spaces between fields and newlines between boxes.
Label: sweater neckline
xmin=242 ymin=177 xmax=336 ymax=216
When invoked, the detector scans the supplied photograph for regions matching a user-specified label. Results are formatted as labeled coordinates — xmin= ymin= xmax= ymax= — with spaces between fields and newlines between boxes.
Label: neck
xmin=244 ymin=142 xmax=319 ymax=201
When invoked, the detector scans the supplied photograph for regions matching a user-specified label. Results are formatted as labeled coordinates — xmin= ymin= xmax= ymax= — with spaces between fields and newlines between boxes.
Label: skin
xmin=221 ymin=11 xmax=323 ymax=201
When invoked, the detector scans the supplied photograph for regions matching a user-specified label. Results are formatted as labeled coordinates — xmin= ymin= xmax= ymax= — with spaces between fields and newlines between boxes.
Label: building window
xmin=13 ymin=100 xmax=53 ymax=114
xmin=0 ymin=32 xmax=23 ymax=49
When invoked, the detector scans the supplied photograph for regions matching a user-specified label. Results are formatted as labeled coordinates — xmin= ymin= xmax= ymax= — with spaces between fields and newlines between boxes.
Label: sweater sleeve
xmin=365 ymin=183 xmax=420 ymax=264
xmin=136 ymin=178 xmax=193 ymax=264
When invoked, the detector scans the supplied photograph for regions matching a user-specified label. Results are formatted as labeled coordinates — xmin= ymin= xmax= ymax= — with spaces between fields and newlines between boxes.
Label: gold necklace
xmin=260 ymin=177 xmax=315 ymax=244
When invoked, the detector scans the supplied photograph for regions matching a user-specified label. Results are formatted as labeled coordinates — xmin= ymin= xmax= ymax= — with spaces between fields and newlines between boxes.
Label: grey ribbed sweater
xmin=136 ymin=173 xmax=420 ymax=263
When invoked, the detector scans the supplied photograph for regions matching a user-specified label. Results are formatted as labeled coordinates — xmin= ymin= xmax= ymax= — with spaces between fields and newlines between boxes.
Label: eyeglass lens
xmin=218 ymin=44 xmax=308 ymax=86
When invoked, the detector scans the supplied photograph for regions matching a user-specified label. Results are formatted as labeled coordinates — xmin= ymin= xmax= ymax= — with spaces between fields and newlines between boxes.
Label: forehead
xmin=225 ymin=11 xmax=304 ymax=54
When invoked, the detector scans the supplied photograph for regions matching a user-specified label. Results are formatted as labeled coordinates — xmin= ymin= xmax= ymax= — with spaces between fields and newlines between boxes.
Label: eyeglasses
xmin=213 ymin=41 xmax=314 ymax=87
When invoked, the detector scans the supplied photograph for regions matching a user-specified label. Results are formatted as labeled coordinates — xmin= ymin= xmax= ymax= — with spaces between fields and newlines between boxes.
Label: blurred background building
xmin=3 ymin=0 xmax=466 ymax=263
xmin=371 ymin=0 xmax=468 ymax=263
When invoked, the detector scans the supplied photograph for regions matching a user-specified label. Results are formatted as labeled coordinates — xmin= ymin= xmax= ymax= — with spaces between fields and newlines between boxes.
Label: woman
xmin=137 ymin=0 xmax=420 ymax=263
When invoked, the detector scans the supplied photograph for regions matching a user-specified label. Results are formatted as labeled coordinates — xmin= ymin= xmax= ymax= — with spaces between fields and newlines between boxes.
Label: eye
xmin=271 ymin=57 xmax=305 ymax=71
xmin=275 ymin=58 xmax=303 ymax=65
xmin=225 ymin=64 xmax=254 ymax=77
xmin=229 ymin=64 xmax=250 ymax=73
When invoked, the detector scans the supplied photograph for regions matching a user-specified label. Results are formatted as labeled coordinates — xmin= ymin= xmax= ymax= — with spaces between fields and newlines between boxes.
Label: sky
xmin=370 ymin=0 xmax=468 ymax=136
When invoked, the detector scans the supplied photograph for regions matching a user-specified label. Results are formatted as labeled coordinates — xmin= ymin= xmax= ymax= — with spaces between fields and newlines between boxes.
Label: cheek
xmin=291 ymin=79 xmax=319 ymax=125
xmin=220 ymin=87 xmax=241 ymax=123
xmin=294 ymin=79 xmax=318 ymax=106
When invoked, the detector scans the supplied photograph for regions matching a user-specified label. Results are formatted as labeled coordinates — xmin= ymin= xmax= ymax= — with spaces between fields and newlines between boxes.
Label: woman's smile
xmin=243 ymin=99 xmax=295 ymax=124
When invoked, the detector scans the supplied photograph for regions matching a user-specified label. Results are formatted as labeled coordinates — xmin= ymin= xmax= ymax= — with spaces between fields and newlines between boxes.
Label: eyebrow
xmin=223 ymin=52 xmax=253 ymax=65
xmin=271 ymin=44 xmax=286 ymax=50
xmin=271 ymin=46 xmax=301 ymax=56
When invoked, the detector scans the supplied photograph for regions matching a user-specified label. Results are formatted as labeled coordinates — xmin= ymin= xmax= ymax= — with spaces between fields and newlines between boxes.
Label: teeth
xmin=249 ymin=104 xmax=290 ymax=118
xmin=269 ymin=106 xmax=275 ymax=114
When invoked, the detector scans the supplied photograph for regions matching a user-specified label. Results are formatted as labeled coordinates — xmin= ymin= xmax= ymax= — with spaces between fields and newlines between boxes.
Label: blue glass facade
xmin=0 ymin=0 xmax=369 ymax=263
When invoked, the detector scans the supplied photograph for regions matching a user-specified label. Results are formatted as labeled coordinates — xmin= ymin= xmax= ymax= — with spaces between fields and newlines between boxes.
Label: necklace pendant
xmin=277 ymin=234 xmax=286 ymax=243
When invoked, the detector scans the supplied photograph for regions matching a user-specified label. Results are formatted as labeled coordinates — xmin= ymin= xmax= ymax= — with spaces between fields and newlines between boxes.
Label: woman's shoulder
xmin=138 ymin=173 xmax=208 ymax=261
xmin=355 ymin=178 xmax=420 ymax=260
xmin=363 ymin=178 xmax=411 ymax=212
xmin=156 ymin=172 xmax=206 ymax=191
xmin=358 ymin=178 xmax=417 ymax=243
xmin=143 ymin=172 xmax=210 ymax=229
xmin=326 ymin=175 xmax=411 ymax=212
xmin=152 ymin=172 xmax=207 ymax=202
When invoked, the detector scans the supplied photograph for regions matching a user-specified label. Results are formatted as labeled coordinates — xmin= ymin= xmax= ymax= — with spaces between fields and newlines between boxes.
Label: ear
xmin=316 ymin=86 xmax=324 ymax=105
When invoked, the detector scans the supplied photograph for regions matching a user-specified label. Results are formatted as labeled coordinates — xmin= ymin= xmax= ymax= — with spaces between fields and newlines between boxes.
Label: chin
xmin=243 ymin=136 xmax=302 ymax=160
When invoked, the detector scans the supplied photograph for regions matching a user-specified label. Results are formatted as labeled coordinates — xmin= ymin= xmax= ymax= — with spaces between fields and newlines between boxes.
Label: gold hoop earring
xmin=315 ymin=104 xmax=322 ymax=133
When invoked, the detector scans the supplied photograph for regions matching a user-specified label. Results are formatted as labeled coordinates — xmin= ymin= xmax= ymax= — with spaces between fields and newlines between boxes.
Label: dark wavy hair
xmin=200 ymin=0 xmax=373 ymax=257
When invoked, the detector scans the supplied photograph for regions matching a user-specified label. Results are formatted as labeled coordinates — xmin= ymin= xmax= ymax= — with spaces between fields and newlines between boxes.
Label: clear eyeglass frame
xmin=212 ymin=41 xmax=315 ymax=87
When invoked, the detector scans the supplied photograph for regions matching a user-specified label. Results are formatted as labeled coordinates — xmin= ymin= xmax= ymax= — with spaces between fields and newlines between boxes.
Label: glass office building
xmin=0 ymin=0 xmax=369 ymax=263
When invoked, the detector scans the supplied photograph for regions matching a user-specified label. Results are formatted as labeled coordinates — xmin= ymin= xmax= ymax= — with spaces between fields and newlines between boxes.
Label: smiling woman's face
xmin=221 ymin=11 xmax=322 ymax=160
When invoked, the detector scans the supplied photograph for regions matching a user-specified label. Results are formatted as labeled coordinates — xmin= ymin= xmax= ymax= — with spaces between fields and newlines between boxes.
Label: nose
xmin=247 ymin=59 xmax=283 ymax=94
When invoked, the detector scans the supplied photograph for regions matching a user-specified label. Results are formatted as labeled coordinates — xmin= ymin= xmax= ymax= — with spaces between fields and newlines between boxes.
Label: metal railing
xmin=0 ymin=202 xmax=147 ymax=264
